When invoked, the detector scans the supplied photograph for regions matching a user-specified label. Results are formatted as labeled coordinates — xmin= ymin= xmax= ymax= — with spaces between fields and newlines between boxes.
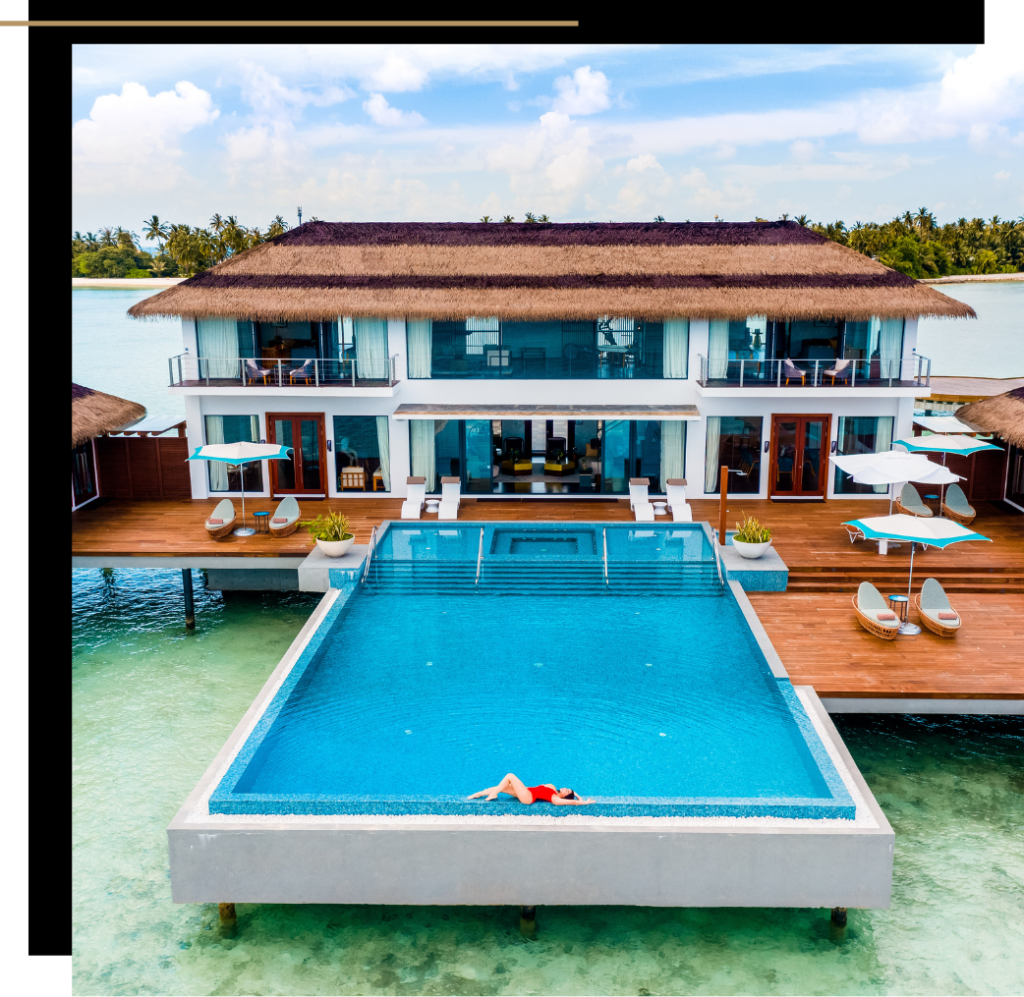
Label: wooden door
xmin=769 ymin=414 xmax=830 ymax=499
xmin=267 ymin=412 xmax=327 ymax=496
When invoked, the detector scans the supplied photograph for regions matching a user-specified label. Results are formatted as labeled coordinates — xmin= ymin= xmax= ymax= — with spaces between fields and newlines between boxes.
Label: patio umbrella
xmin=894 ymin=434 xmax=1002 ymax=516
xmin=828 ymin=450 xmax=961 ymax=515
xmin=842 ymin=514 xmax=992 ymax=634
xmin=187 ymin=442 xmax=293 ymax=536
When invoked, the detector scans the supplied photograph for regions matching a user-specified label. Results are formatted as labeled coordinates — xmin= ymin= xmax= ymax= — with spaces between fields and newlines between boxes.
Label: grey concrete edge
xmin=822 ymin=697 xmax=1024 ymax=715
xmin=729 ymin=579 xmax=789 ymax=679
xmin=800 ymin=688 xmax=894 ymax=840
xmin=167 ymin=587 xmax=339 ymax=831
xmin=73 ymin=555 xmax=308 ymax=570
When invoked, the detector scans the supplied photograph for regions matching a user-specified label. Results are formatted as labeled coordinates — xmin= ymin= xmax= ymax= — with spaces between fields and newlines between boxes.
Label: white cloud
xmin=994 ymin=170 xmax=1011 ymax=180
xmin=362 ymin=93 xmax=426 ymax=127
xmin=362 ymin=53 xmax=428 ymax=93
xmin=72 ymin=80 xmax=219 ymax=192
xmin=552 ymin=66 xmax=611 ymax=115
xmin=790 ymin=139 xmax=816 ymax=162
xmin=238 ymin=61 xmax=354 ymax=115
xmin=615 ymin=154 xmax=672 ymax=213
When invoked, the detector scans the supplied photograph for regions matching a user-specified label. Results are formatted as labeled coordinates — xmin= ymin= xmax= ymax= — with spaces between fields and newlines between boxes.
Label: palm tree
xmin=115 ymin=227 xmax=138 ymax=250
xmin=267 ymin=215 xmax=289 ymax=238
xmin=779 ymin=213 xmax=790 ymax=221
xmin=653 ymin=215 xmax=665 ymax=222
xmin=501 ymin=215 xmax=515 ymax=223
xmin=479 ymin=215 xmax=492 ymax=223
xmin=98 ymin=226 xmax=116 ymax=247
xmin=795 ymin=214 xmax=810 ymax=227
xmin=209 ymin=213 xmax=224 ymax=235
xmin=524 ymin=212 xmax=537 ymax=223
xmin=143 ymin=215 xmax=169 ymax=248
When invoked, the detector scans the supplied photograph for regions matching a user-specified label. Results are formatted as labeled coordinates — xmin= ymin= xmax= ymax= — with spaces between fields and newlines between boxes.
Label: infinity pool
xmin=211 ymin=523 xmax=852 ymax=819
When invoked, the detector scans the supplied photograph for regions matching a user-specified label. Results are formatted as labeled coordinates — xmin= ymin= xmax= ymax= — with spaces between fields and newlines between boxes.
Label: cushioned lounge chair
xmin=783 ymin=358 xmax=806 ymax=385
xmin=895 ymin=482 xmax=933 ymax=518
xmin=941 ymin=483 xmax=976 ymax=525
xmin=401 ymin=477 xmax=426 ymax=519
xmin=205 ymin=498 xmax=237 ymax=538
xmin=824 ymin=358 xmax=853 ymax=384
xmin=914 ymin=577 xmax=961 ymax=637
xmin=629 ymin=478 xmax=655 ymax=522
xmin=269 ymin=495 xmax=300 ymax=538
xmin=437 ymin=477 xmax=461 ymax=520
xmin=245 ymin=358 xmax=275 ymax=385
xmin=853 ymin=581 xmax=900 ymax=640
xmin=844 ymin=524 xmax=866 ymax=543
xmin=665 ymin=478 xmax=692 ymax=522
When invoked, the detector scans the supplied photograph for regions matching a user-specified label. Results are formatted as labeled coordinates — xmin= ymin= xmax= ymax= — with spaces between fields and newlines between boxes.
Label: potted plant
xmin=303 ymin=511 xmax=355 ymax=558
xmin=732 ymin=516 xmax=772 ymax=559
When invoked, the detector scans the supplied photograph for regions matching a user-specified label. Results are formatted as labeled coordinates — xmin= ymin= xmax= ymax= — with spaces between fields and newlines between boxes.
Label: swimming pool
xmin=209 ymin=523 xmax=853 ymax=820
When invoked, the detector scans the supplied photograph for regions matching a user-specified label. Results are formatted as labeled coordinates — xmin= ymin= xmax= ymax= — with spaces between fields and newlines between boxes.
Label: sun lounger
xmin=844 ymin=524 xmax=866 ymax=543
xmin=629 ymin=477 xmax=656 ymax=522
xmin=914 ymin=577 xmax=961 ymax=637
xmin=853 ymin=581 xmax=900 ymax=640
xmin=437 ymin=477 xmax=461 ymax=520
xmin=941 ymin=483 xmax=976 ymax=525
xmin=269 ymin=495 xmax=300 ymax=537
xmin=665 ymin=478 xmax=692 ymax=522
xmin=401 ymin=476 xmax=427 ymax=519
xmin=205 ymin=498 xmax=237 ymax=538
xmin=895 ymin=482 xmax=933 ymax=518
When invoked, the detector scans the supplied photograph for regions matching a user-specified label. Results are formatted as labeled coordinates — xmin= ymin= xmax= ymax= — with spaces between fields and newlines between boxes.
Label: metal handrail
xmin=361 ymin=525 xmax=376 ymax=585
xmin=695 ymin=353 xmax=930 ymax=388
xmin=603 ymin=527 xmax=609 ymax=586
xmin=168 ymin=353 xmax=403 ymax=388
xmin=475 ymin=528 xmax=484 ymax=585
xmin=712 ymin=537 xmax=725 ymax=587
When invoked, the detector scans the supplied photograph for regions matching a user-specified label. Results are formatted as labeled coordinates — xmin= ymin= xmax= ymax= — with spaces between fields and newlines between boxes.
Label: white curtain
xmin=410 ymin=420 xmax=436 ymax=492
xmin=355 ymin=318 xmax=389 ymax=380
xmin=197 ymin=318 xmax=240 ymax=379
xmin=660 ymin=420 xmax=686 ymax=492
xmin=663 ymin=319 xmax=689 ymax=378
xmin=873 ymin=416 xmax=894 ymax=493
xmin=407 ymin=319 xmax=432 ymax=378
xmin=375 ymin=416 xmax=391 ymax=492
xmin=877 ymin=318 xmax=904 ymax=380
xmin=704 ymin=416 xmax=721 ymax=493
xmin=708 ymin=320 xmax=729 ymax=379
xmin=204 ymin=416 xmax=229 ymax=491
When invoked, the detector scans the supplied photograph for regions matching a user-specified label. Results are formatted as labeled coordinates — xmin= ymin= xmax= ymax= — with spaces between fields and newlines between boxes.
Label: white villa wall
xmin=176 ymin=316 xmax=927 ymax=501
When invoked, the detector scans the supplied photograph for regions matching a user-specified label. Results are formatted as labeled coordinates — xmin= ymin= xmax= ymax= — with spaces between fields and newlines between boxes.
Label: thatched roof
xmin=72 ymin=383 xmax=146 ymax=448
xmin=956 ymin=387 xmax=1024 ymax=448
xmin=128 ymin=221 xmax=975 ymax=323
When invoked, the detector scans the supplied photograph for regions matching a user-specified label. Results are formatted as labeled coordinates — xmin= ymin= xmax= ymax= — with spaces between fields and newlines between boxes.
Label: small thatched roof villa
xmin=129 ymin=221 xmax=975 ymax=505
xmin=72 ymin=382 xmax=146 ymax=509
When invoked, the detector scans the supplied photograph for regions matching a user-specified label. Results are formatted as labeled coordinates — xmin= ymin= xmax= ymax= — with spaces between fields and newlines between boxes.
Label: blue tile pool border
xmin=210 ymin=522 xmax=853 ymax=820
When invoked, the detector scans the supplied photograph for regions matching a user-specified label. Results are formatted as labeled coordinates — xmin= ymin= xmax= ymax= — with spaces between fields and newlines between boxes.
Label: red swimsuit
xmin=527 ymin=785 xmax=556 ymax=803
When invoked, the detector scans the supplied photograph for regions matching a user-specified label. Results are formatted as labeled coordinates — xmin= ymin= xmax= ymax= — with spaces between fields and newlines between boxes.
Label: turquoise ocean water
xmin=72 ymin=569 xmax=1024 ymax=996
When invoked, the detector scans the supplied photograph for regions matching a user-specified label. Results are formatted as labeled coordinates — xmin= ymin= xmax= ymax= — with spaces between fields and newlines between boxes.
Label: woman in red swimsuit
xmin=468 ymin=772 xmax=593 ymax=806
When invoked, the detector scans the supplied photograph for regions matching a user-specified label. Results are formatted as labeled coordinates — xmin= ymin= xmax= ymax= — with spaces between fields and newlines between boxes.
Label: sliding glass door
xmin=268 ymin=413 xmax=327 ymax=496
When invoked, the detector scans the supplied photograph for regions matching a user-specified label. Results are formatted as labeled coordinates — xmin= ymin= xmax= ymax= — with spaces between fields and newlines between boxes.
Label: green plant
xmin=303 ymin=511 xmax=353 ymax=542
xmin=124 ymin=268 xmax=151 ymax=278
xmin=734 ymin=516 xmax=771 ymax=544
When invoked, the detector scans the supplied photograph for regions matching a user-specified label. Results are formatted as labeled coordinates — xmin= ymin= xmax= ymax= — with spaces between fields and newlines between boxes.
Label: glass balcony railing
xmin=167 ymin=355 xmax=399 ymax=388
xmin=696 ymin=354 xmax=931 ymax=388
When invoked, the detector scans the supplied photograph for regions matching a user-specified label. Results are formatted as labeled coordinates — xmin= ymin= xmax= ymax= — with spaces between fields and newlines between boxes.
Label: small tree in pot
xmin=303 ymin=511 xmax=355 ymax=557
xmin=732 ymin=515 xmax=772 ymax=559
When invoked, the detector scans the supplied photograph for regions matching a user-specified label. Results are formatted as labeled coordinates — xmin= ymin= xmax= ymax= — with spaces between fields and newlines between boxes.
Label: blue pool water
xmin=212 ymin=524 xmax=852 ymax=819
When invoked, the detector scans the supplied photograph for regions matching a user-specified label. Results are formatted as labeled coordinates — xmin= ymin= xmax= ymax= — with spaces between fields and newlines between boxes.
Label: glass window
xmin=334 ymin=416 xmax=391 ymax=492
xmin=464 ymin=420 xmax=493 ymax=493
xmin=602 ymin=420 xmax=631 ymax=493
xmin=204 ymin=415 xmax=262 ymax=492
xmin=72 ymin=441 xmax=97 ymax=505
xmin=834 ymin=416 xmax=894 ymax=494
xmin=704 ymin=416 xmax=762 ymax=493
xmin=785 ymin=319 xmax=840 ymax=360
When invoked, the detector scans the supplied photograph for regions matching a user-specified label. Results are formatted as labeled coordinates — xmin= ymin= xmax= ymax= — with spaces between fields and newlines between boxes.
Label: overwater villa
xmin=71 ymin=382 xmax=145 ymax=510
xmin=129 ymin=220 xmax=976 ymax=508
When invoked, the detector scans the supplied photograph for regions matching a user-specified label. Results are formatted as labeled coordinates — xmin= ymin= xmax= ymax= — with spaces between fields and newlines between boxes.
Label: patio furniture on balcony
xmin=783 ymin=358 xmax=806 ymax=385
xmin=438 ymin=477 xmax=462 ymax=520
xmin=205 ymin=499 xmax=237 ymax=538
xmin=401 ymin=476 xmax=427 ymax=519
xmin=895 ymin=483 xmax=933 ymax=518
xmin=941 ymin=483 xmax=977 ymax=525
xmin=289 ymin=359 xmax=315 ymax=385
xmin=629 ymin=477 xmax=656 ymax=522
xmin=340 ymin=466 xmax=366 ymax=491
xmin=269 ymin=495 xmax=301 ymax=538
xmin=665 ymin=478 xmax=693 ymax=522
xmin=853 ymin=581 xmax=900 ymax=640
xmin=245 ymin=359 xmax=274 ymax=385
xmin=824 ymin=358 xmax=853 ymax=385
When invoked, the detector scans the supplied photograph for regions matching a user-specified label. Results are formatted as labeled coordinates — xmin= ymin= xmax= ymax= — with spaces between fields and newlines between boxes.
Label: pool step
xmin=785 ymin=565 xmax=1024 ymax=594
xmin=363 ymin=560 xmax=724 ymax=596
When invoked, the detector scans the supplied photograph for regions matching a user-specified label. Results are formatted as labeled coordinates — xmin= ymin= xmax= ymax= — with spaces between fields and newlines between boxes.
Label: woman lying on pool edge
xmin=468 ymin=772 xmax=594 ymax=805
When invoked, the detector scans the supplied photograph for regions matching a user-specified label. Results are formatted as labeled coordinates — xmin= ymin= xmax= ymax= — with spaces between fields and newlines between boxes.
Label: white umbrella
xmin=894 ymin=434 xmax=1002 ymax=515
xmin=842 ymin=514 xmax=992 ymax=634
xmin=829 ymin=450 xmax=960 ymax=515
xmin=188 ymin=441 xmax=293 ymax=536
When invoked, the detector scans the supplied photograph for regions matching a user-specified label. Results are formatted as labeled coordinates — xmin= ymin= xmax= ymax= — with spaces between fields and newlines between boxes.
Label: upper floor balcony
xmin=167 ymin=354 xmax=400 ymax=391
xmin=696 ymin=354 xmax=931 ymax=392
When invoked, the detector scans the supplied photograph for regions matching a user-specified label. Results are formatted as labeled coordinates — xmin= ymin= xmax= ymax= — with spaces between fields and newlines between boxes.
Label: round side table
xmin=887 ymin=593 xmax=920 ymax=635
xmin=651 ymin=501 xmax=668 ymax=516
xmin=253 ymin=511 xmax=270 ymax=534
xmin=424 ymin=499 xmax=440 ymax=514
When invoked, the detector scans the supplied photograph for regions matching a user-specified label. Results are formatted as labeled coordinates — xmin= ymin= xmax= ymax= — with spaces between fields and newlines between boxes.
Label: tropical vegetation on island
xmin=72 ymin=208 xmax=1023 ymax=279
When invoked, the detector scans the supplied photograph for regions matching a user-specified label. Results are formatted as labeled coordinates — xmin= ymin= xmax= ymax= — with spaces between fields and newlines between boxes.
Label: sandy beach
xmin=72 ymin=277 xmax=187 ymax=288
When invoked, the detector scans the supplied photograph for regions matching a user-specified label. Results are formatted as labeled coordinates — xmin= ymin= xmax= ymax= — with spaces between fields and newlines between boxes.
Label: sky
xmin=72 ymin=6 xmax=1024 ymax=244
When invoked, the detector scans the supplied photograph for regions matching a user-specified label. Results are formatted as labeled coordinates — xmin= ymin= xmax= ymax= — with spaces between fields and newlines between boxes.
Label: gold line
xmin=2 ymin=20 xmax=579 ymax=26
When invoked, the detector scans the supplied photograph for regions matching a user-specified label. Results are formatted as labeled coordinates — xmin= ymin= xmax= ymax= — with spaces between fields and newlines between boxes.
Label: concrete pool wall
xmin=168 ymin=545 xmax=894 ymax=908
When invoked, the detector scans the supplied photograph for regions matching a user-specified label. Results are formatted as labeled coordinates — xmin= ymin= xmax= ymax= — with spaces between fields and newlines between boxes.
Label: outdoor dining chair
xmin=289 ymin=359 xmax=315 ymax=384
xmin=782 ymin=358 xmax=806 ymax=385
xmin=245 ymin=358 xmax=275 ymax=385
xmin=824 ymin=358 xmax=853 ymax=384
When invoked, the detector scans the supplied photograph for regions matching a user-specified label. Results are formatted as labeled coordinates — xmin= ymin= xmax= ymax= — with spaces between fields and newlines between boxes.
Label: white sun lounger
xmin=401 ymin=476 xmax=427 ymax=519
xmin=895 ymin=482 xmax=933 ymax=518
xmin=437 ymin=476 xmax=461 ymax=520
xmin=629 ymin=477 xmax=656 ymax=522
xmin=665 ymin=478 xmax=692 ymax=522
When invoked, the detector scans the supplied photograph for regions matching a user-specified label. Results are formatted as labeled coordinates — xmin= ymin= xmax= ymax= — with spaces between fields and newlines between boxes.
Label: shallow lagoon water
xmin=72 ymin=569 xmax=1024 ymax=996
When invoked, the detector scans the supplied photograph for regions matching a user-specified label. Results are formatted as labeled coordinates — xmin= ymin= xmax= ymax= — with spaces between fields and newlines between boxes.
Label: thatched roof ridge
xmin=956 ymin=387 xmax=1024 ymax=448
xmin=128 ymin=221 xmax=976 ymax=322
xmin=72 ymin=382 xmax=146 ymax=448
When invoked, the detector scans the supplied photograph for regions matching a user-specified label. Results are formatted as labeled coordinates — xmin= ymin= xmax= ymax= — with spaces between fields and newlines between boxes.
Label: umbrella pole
xmin=233 ymin=461 xmax=256 ymax=537
xmin=899 ymin=542 xmax=922 ymax=636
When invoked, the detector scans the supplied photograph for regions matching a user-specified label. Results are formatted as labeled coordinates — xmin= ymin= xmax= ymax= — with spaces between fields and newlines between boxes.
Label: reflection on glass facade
xmin=333 ymin=416 xmax=391 ymax=492
xmin=72 ymin=441 xmax=97 ymax=506
xmin=408 ymin=318 xmax=689 ymax=379
xmin=834 ymin=416 xmax=894 ymax=494
xmin=204 ymin=415 xmax=263 ymax=492
xmin=409 ymin=419 xmax=686 ymax=494
xmin=704 ymin=416 xmax=762 ymax=493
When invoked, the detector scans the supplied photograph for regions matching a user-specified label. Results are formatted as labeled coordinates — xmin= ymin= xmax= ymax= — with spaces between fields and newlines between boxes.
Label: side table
xmin=253 ymin=511 xmax=270 ymax=534
xmin=887 ymin=593 xmax=920 ymax=635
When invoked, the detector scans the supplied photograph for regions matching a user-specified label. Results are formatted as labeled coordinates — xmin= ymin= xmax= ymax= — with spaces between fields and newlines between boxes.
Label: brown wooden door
xmin=267 ymin=413 xmax=327 ymax=496
xmin=769 ymin=414 xmax=830 ymax=498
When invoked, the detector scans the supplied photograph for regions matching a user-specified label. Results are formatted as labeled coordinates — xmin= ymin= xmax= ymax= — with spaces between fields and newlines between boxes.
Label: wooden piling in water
xmin=183 ymin=568 xmax=195 ymax=629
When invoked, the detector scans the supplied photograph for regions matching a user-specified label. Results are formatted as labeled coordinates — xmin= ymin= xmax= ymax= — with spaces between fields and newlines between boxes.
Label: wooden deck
xmin=72 ymin=495 xmax=1024 ymax=701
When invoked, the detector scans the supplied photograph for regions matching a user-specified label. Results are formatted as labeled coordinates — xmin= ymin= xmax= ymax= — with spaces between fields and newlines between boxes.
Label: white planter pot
xmin=316 ymin=536 xmax=355 ymax=558
xmin=732 ymin=538 xmax=772 ymax=559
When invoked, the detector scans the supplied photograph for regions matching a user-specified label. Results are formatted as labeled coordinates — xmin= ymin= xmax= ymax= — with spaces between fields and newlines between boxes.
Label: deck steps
xmin=783 ymin=565 xmax=1024 ymax=594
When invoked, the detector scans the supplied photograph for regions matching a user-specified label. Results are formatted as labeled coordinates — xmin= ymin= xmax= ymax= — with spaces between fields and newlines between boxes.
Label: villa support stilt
xmin=183 ymin=569 xmax=195 ymax=629
xmin=831 ymin=906 xmax=848 ymax=926
xmin=218 ymin=902 xmax=236 ymax=924
xmin=520 ymin=905 xmax=537 ymax=936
